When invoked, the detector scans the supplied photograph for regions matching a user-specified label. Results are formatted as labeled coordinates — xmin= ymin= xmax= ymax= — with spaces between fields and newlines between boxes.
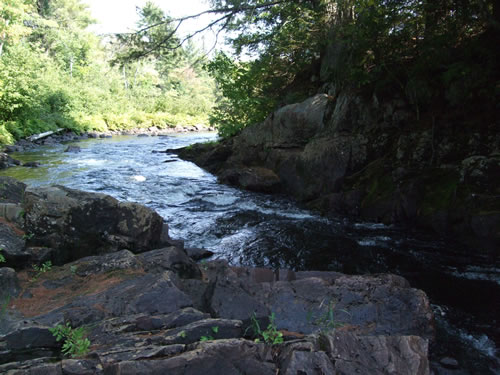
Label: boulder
xmin=0 ymin=177 xmax=26 ymax=204
xmin=219 ymin=167 xmax=281 ymax=193
xmin=23 ymin=185 xmax=166 ymax=264
xmin=0 ymin=153 xmax=21 ymax=169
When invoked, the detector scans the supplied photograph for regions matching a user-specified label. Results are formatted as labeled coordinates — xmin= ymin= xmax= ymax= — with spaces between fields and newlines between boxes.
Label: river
xmin=1 ymin=132 xmax=499 ymax=374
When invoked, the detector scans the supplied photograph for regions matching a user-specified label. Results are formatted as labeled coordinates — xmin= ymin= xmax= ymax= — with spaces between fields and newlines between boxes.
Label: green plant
xmin=70 ymin=265 xmax=77 ymax=275
xmin=0 ymin=248 xmax=5 ymax=263
xmin=22 ymin=233 xmax=34 ymax=240
xmin=200 ymin=326 xmax=219 ymax=342
xmin=31 ymin=261 xmax=52 ymax=280
xmin=248 ymin=313 xmax=283 ymax=345
xmin=309 ymin=300 xmax=349 ymax=334
xmin=49 ymin=322 xmax=91 ymax=357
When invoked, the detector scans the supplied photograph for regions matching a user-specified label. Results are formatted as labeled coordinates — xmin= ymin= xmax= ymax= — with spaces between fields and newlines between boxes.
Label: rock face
xmin=0 ymin=247 xmax=433 ymax=375
xmin=0 ymin=179 xmax=434 ymax=374
xmin=175 ymin=92 xmax=500 ymax=253
xmin=23 ymin=185 xmax=166 ymax=264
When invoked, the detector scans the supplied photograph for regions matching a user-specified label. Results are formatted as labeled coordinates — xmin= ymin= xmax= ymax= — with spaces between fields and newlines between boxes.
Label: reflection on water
xmin=1 ymin=133 xmax=499 ymax=374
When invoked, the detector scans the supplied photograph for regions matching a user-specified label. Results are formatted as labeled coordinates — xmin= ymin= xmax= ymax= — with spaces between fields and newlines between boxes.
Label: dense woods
xmin=1 ymin=0 xmax=498 ymax=141
xmin=0 ymin=0 xmax=215 ymax=144
xmin=205 ymin=0 xmax=499 ymax=136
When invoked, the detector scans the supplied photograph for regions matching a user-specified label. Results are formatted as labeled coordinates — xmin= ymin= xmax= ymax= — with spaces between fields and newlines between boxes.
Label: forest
xmin=1 ymin=0 xmax=498 ymax=141
xmin=0 ymin=0 xmax=216 ymax=144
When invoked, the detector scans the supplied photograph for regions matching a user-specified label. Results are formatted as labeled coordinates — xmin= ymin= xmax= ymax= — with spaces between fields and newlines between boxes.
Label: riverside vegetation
xmin=0 ymin=0 xmax=216 ymax=144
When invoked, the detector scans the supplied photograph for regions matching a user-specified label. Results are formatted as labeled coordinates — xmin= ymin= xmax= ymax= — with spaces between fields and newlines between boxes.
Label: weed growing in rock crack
xmin=247 ymin=312 xmax=284 ymax=345
xmin=31 ymin=261 xmax=52 ymax=281
xmin=70 ymin=265 xmax=77 ymax=275
xmin=22 ymin=233 xmax=34 ymax=240
xmin=308 ymin=300 xmax=349 ymax=334
xmin=0 ymin=248 xmax=5 ymax=263
xmin=200 ymin=326 xmax=219 ymax=342
xmin=49 ymin=322 xmax=91 ymax=357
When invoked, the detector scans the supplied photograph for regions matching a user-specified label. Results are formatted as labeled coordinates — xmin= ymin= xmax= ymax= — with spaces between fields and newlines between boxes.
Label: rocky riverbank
xmin=173 ymin=92 xmax=499 ymax=254
xmin=0 ymin=176 xmax=434 ymax=374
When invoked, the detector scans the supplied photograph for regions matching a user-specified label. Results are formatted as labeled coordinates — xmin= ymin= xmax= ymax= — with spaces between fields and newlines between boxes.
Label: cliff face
xmin=177 ymin=92 xmax=499 ymax=253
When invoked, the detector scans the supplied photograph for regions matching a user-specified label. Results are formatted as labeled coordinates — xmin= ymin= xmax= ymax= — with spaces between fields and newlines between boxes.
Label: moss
xmin=343 ymin=158 xmax=395 ymax=208
xmin=419 ymin=169 xmax=460 ymax=217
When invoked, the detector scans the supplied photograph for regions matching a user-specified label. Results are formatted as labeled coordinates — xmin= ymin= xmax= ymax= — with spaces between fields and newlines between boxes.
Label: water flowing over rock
xmin=175 ymin=92 xmax=500 ymax=254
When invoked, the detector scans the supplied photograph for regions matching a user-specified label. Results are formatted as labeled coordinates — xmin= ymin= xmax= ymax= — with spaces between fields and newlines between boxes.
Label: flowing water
xmin=1 ymin=133 xmax=499 ymax=374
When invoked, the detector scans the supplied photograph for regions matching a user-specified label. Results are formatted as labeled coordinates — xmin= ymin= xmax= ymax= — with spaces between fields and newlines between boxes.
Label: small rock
xmin=440 ymin=357 xmax=459 ymax=369
xmin=22 ymin=161 xmax=39 ymax=168
xmin=64 ymin=145 xmax=81 ymax=153
xmin=185 ymin=247 xmax=214 ymax=261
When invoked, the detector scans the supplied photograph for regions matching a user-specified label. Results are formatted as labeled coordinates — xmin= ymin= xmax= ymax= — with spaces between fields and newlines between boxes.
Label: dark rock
xmin=70 ymin=250 xmax=141 ymax=277
xmin=185 ymin=247 xmax=214 ymax=261
xmin=0 ymin=221 xmax=27 ymax=268
xmin=0 ymin=153 xmax=21 ymax=169
xmin=138 ymin=247 xmax=201 ymax=279
xmin=0 ymin=177 xmax=26 ymax=204
xmin=279 ymin=345 xmax=334 ymax=374
xmin=0 ymin=267 xmax=21 ymax=301
xmin=4 ymin=145 xmax=22 ymax=153
xmin=4 ymin=326 xmax=59 ymax=351
xmin=61 ymin=359 xmax=101 ymax=375
xmin=104 ymin=339 xmax=276 ymax=375
xmin=64 ymin=145 xmax=81 ymax=153
xmin=116 ymin=308 xmax=210 ymax=332
xmin=137 ymin=134 xmax=149 ymax=137
xmin=0 ymin=360 xmax=63 ymax=374
xmin=34 ymin=271 xmax=194 ymax=327
xmin=219 ymin=167 xmax=281 ymax=193
xmin=439 ymin=357 xmax=459 ymax=369
xmin=22 ymin=161 xmax=40 ymax=168
xmin=320 ymin=331 xmax=430 ymax=375
xmin=23 ymin=185 xmax=165 ymax=264
xmin=160 ymin=318 xmax=243 ymax=345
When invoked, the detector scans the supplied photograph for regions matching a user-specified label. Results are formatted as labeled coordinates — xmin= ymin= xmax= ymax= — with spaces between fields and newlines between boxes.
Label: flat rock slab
xmin=0 ymin=227 xmax=433 ymax=375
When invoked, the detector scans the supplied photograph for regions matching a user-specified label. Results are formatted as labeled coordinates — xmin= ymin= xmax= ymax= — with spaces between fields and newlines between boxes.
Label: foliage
xmin=0 ymin=248 xmax=5 ymax=263
xmin=0 ymin=0 xmax=215 ymax=146
xmin=49 ymin=322 xmax=91 ymax=357
xmin=308 ymin=299 xmax=348 ymax=334
xmin=31 ymin=260 xmax=52 ymax=280
xmin=200 ymin=326 xmax=219 ymax=341
xmin=247 ymin=312 xmax=284 ymax=345
xmin=204 ymin=0 xmax=499 ymax=136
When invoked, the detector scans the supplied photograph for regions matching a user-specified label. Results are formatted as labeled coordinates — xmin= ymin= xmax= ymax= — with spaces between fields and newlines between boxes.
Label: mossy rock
xmin=418 ymin=168 xmax=460 ymax=217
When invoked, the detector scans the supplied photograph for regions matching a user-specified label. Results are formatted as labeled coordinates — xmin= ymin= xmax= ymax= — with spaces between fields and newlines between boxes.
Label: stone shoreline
xmin=0 ymin=126 xmax=216 ymax=170
xmin=0 ymin=177 xmax=434 ymax=374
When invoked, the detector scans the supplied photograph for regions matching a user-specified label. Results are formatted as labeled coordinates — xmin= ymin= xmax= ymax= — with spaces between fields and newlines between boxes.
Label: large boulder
xmin=23 ymin=185 xmax=165 ymax=264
